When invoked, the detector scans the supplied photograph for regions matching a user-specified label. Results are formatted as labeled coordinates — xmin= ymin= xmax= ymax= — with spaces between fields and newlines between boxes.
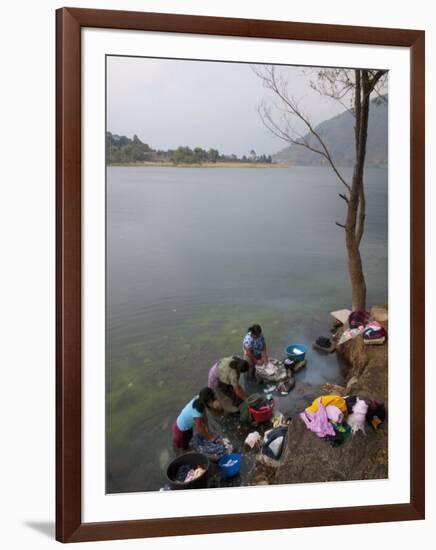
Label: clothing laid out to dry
xmin=363 ymin=321 xmax=387 ymax=345
xmin=335 ymin=309 xmax=388 ymax=346
xmin=306 ymin=395 xmax=347 ymax=414
xmin=300 ymin=399 xmax=336 ymax=438
xmin=346 ymin=397 xmax=368 ymax=435
xmin=300 ymin=394 xmax=386 ymax=444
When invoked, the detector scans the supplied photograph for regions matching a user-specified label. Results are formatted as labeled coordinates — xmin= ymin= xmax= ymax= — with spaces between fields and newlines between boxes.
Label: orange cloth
xmin=306 ymin=395 xmax=347 ymax=414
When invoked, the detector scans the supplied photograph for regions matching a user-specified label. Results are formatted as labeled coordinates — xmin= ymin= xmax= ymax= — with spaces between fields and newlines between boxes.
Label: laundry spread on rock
xmin=299 ymin=392 xmax=385 ymax=443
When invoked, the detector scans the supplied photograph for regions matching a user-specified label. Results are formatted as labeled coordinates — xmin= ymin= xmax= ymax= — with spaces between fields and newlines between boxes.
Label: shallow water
xmin=106 ymin=165 xmax=388 ymax=493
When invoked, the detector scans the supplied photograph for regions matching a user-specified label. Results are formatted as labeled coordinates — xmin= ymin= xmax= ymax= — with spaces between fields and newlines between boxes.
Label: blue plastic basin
xmin=285 ymin=344 xmax=307 ymax=362
xmin=218 ymin=453 xmax=241 ymax=478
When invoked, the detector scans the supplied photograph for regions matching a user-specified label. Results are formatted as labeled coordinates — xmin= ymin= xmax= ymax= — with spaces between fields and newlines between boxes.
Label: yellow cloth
xmin=306 ymin=395 xmax=347 ymax=414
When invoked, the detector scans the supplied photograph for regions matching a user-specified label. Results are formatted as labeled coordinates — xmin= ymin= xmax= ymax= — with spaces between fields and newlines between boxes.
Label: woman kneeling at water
xmin=208 ymin=356 xmax=249 ymax=406
xmin=172 ymin=387 xmax=221 ymax=450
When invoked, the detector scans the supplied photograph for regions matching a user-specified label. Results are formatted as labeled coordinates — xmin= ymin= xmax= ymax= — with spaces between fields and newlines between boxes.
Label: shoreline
xmin=272 ymin=308 xmax=388 ymax=485
xmin=107 ymin=161 xmax=288 ymax=169
xmin=107 ymin=162 xmax=387 ymax=169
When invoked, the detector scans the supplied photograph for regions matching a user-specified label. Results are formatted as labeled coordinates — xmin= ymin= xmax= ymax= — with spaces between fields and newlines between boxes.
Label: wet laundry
xmin=191 ymin=434 xmax=231 ymax=459
xmin=173 ymin=463 xmax=206 ymax=484
xmin=255 ymin=358 xmax=296 ymax=395
xmin=175 ymin=464 xmax=193 ymax=482
xmin=255 ymin=359 xmax=288 ymax=383
xmin=276 ymin=377 xmax=295 ymax=394
xmin=183 ymin=467 xmax=206 ymax=483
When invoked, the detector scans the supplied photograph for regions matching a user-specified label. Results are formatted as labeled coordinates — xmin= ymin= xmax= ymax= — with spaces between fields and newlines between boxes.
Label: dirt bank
xmin=274 ymin=317 xmax=388 ymax=485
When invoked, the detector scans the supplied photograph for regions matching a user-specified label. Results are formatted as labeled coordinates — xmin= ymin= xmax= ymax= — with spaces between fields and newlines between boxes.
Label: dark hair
xmin=229 ymin=356 xmax=249 ymax=374
xmin=193 ymin=387 xmax=216 ymax=413
xmin=238 ymin=359 xmax=249 ymax=374
xmin=248 ymin=324 xmax=262 ymax=337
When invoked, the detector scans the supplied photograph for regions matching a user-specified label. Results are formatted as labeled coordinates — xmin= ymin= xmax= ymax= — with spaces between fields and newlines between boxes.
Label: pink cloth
xmin=207 ymin=363 xmax=220 ymax=389
xmin=366 ymin=321 xmax=383 ymax=331
xmin=300 ymin=400 xmax=336 ymax=438
xmin=325 ymin=405 xmax=344 ymax=424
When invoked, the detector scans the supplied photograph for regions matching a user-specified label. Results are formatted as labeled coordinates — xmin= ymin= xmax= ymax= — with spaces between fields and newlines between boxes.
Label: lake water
xmin=106 ymin=165 xmax=388 ymax=493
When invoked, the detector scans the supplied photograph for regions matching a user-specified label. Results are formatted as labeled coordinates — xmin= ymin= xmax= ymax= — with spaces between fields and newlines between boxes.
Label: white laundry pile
xmin=338 ymin=325 xmax=365 ymax=345
xmin=255 ymin=359 xmax=288 ymax=382
xmin=244 ymin=431 xmax=262 ymax=449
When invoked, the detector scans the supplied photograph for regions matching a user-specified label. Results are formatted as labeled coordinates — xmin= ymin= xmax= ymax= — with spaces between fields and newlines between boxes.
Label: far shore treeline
xmin=106 ymin=132 xmax=273 ymax=166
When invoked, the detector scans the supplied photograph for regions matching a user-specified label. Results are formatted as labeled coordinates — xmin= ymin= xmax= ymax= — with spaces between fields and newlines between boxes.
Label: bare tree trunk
xmin=345 ymin=69 xmax=370 ymax=311
xmin=345 ymin=209 xmax=367 ymax=310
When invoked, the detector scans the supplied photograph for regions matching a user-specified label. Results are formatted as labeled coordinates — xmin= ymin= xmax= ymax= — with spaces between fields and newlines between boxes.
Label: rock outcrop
xmin=274 ymin=320 xmax=388 ymax=484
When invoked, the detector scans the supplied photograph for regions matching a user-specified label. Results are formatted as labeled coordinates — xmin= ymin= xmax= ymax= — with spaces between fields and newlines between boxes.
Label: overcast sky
xmin=107 ymin=56 xmax=350 ymax=157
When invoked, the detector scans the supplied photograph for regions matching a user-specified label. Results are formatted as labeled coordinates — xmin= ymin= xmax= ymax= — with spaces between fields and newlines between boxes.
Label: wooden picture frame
xmin=56 ymin=7 xmax=425 ymax=543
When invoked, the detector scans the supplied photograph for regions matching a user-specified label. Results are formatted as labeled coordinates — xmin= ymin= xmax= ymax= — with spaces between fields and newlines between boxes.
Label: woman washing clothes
xmin=243 ymin=324 xmax=268 ymax=379
xmin=207 ymin=356 xmax=249 ymax=412
xmin=172 ymin=387 xmax=221 ymax=450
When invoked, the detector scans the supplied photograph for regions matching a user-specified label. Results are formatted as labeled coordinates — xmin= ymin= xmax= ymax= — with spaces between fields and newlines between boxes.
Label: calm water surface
xmin=106 ymin=165 xmax=388 ymax=493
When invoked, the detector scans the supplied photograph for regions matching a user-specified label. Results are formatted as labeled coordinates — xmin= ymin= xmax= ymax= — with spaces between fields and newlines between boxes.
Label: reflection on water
xmin=106 ymin=165 xmax=388 ymax=493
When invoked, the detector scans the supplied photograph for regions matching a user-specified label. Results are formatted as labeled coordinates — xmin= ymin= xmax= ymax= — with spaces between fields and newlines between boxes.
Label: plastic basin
xmin=166 ymin=452 xmax=210 ymax=490
xmin=247 ymin=399 xmax=275 ymax=423
xmin=218 ymin=453 xmax=241 ymax=478
xmin=285 ymin=344 xmax=307 ymax=362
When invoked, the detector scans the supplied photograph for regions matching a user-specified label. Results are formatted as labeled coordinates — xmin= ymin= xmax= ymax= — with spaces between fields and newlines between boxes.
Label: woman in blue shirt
xmin=172 ymin=387 xmax=221 ymax=450
xmin=243 ymin=324 xmax=268 ymax=379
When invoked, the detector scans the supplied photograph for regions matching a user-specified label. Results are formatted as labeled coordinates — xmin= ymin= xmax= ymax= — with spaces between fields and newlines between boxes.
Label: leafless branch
xmin=309 ymin=68 xmax=356 ymax=116
xmin=254 ymin=65 xmax=351 ymax=193
xmin=338 ymin=193 xmax=350 ymax=204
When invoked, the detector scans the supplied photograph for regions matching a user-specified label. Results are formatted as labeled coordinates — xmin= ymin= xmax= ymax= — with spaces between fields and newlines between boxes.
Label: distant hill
xmin=273 ymin=96 xmax=387 ymax=167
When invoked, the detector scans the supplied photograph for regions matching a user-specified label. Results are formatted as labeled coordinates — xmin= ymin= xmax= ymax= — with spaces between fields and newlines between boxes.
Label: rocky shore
xmin=273 ymin=312 xmax=388 ymax=485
